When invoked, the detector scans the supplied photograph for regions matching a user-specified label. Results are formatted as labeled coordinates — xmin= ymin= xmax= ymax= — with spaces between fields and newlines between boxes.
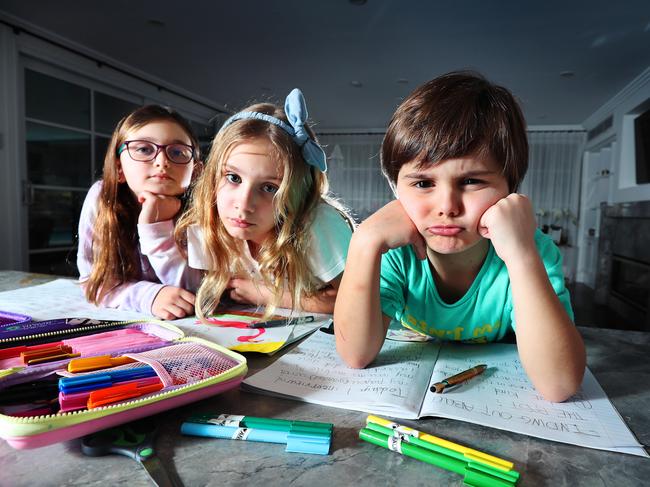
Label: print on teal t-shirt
xmin=379 ymin=229 xmax=574 ymax=343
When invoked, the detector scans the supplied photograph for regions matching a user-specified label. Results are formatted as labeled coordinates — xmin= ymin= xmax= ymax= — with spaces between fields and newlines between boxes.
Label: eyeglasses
xmin=117 ymin=140 xmax=195 ymax=165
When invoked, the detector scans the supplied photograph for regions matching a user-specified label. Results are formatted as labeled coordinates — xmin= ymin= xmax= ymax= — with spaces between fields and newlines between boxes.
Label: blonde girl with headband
xmin=176 ymin=89 xmax=353 ymax=320
xmin=78 ymin=105 xmax=203 ymax=319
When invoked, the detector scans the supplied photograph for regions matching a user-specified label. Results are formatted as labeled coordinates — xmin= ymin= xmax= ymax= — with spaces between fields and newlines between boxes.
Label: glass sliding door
xmin=23 ymin=68 xmax=140 ymax=276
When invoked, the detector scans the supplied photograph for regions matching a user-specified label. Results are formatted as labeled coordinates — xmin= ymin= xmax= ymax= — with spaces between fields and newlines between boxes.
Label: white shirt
xmin=187 ymin=203 xmax=352 ymax=285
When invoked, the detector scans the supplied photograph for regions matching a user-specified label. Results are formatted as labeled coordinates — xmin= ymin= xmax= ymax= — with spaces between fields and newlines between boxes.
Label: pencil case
xmin=0 ymin=311 xmax=31 ymax=328
xmin=0 ymin=319 xmax=247 ymax=449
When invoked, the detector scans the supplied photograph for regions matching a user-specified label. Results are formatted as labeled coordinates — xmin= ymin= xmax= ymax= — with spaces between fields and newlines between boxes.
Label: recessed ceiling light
xmin=350 ymin=80 xmax=363 ymax=88
xmin=560 ymin=71 xmax=575 ymax=78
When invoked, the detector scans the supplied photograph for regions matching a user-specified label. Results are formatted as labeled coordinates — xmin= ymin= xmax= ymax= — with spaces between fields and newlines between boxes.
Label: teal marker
xmin=186 ymin=413 xmax=333 ymax=435
xmin=183 ymin=414 xmax=333 ymax=455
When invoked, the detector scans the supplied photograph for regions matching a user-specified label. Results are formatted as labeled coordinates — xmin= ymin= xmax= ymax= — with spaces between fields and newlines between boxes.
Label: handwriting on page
xmin=247 ymin=331 xmax=439 ymax=416
xmin=422 ymin=343 xmax=639 ymax=449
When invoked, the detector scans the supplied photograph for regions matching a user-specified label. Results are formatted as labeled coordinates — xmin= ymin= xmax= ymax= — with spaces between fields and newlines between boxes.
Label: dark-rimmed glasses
xmin=117 ymin=140 xmax=195 ymax=165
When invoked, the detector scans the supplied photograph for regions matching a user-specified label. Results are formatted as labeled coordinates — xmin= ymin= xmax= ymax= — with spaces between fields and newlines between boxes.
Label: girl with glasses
xmin=176 ymin=89 xmax=353 ymax=320
xmin=77 ymin=105 xmax=202 ymax=319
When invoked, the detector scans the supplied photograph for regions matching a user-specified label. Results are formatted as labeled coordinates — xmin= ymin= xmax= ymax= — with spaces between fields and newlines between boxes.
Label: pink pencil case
xmin=0 ymin=319 xmax=247 ymax=449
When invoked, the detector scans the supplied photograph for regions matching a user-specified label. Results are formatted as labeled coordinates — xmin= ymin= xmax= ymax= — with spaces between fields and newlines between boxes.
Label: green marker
xmin=359 ymin=428 xmax=518 ymax=487
xmin=364 ymin=422 xmax=519 ymax=483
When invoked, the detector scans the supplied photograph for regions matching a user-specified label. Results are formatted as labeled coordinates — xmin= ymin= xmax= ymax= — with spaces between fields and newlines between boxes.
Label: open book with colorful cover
xmin=0 ymin=279 xmax=328 ymax=355
xmin=243 ymin=329 xmax=648 ymax=457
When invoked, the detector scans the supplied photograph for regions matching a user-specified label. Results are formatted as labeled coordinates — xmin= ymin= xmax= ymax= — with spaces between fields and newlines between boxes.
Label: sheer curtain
xmin=520 ymin=131 xmax=586 ymax=247
xmin=319 ymin=131 xmax=587 ymax=246
xmin=318 ymin=133 xmax=390 ymax=221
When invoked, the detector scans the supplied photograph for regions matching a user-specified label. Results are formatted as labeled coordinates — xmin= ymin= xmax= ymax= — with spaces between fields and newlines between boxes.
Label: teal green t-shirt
xmin=379 ymin=229 xmax=574 ymax=343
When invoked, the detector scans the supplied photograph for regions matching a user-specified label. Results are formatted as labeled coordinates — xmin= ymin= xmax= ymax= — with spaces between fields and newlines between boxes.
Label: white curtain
xmin=520 ymin=131 xmax=586 ymax=247
xmin=318 ymin=133 xmax=390 ymax=221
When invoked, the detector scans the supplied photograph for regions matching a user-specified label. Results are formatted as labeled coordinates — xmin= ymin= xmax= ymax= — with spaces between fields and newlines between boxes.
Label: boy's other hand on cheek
xmin=138 ymin=191 xmax=182 ymax=224
xmin=152 ymin=286 xmax=195 ymax=320
xmin=357 ymin=200 xmax=427 ymax=259
xmin=478 ymin=194 xmax=537 ymax=263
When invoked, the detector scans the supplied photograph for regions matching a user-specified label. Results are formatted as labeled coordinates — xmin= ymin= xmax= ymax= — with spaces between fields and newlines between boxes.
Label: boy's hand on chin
xmin=478 ymin=194 xmax=537 ymax=262
xmin=358 ymin=200 xmax=427 ymax=259
xmin=138 ymin=191 xmax=182 ymax=224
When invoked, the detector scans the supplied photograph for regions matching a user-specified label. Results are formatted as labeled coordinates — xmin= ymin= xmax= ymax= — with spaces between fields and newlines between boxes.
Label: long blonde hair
xmin=176 ymin=102 xmax=342 ymax=320
xmin=84 ymin=105 xmax=199 ymax=305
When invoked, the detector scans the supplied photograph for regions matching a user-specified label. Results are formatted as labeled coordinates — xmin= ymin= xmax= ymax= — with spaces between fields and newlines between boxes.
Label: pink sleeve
xmin=76 ymin=181 xmax=165 ymax=315
xmin=138 ymin=220 xmax=203 ymax=293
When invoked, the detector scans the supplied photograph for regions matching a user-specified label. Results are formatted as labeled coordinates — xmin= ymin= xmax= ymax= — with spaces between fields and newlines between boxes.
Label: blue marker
xmin=180 ymin=422 xmax=331 ymax=455
xmin=59 ymin=366 xmax=157 ymax=394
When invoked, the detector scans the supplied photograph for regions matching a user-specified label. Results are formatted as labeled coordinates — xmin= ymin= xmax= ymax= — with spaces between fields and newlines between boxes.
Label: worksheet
xmin=243 ymin=330 xmax=648 ymax=457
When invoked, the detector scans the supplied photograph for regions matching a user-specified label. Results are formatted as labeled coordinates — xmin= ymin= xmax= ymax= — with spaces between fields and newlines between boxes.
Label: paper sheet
xmin=420 ymin=343 xmax=648 ymax=457
xmin=173 ymin=309 xmax=330 ymax=354
xmin=0 ymin=279 xmax=327 ymax=354
xmin=244 ymin=330 xmax=648 ymax=456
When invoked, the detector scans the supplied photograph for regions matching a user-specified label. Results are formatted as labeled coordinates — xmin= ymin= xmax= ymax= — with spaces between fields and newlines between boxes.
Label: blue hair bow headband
xmin=221 ymin=88 xmax=327 ymax=172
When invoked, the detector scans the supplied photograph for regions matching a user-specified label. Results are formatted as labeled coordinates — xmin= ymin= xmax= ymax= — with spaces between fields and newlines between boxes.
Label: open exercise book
xmin=243 ymin=329 xmax=648 ymax=457
xmin=0 ymin=279 xmax=327 ymax=354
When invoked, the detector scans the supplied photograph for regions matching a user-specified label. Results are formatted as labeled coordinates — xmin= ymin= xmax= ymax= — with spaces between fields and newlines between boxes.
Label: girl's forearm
xmin=507 ymin=252 xmax=586 ymax=402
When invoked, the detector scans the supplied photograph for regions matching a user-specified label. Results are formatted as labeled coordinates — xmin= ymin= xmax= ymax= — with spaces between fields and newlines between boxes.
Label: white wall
xmin=583 ymin=67 xmax=650 ymax=203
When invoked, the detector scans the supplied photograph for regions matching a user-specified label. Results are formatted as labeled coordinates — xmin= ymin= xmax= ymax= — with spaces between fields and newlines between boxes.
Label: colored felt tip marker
xmin=359 ymin=428 xmax=518 ymax=487
xmin=87 ymin=379 xmax=163 ymax=409
xmin=248 ymin=315 xmax=315 ymax=329
xmin=366 ymin=415 xmax=514 ymax=472
xmin=0 ymin=341 xmax=64 ymax=360
xmin=430 ymin=364 xmax=487 ymax=393
xmin=67 ymin=354 xmax=135 ymax=373
xmin=27 ymin=352 xmax=81 ymax=366
xmin=186 ymin=413 xmax=333 ymax=435
xmin=181 ymin=421 xmax=331 ymax=455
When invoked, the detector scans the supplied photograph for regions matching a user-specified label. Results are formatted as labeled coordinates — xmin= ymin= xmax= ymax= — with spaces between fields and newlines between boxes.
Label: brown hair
xmin=176 ymin=102 xmax=347 ymax=321
xmin=84 ymin=105 xmax=200 ymax=305
xmin=381 ymin=71 xmax=528 ymax=192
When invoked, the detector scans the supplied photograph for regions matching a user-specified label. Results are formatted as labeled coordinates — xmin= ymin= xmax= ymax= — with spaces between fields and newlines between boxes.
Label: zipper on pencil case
xmin=0 ymin=320 xmax=154 ymax=347
xmin=0 ymin=338 xmax=247 ymax=428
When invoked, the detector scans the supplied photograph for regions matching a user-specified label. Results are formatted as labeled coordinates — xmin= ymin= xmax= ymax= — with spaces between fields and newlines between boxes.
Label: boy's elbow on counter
xmin=340 ymin=353 xmax=373 ymax=370
xmin=334 ymin=338 xmax=376 ymax=369
xmin=536 ymin=369 xmax=586 ymax=403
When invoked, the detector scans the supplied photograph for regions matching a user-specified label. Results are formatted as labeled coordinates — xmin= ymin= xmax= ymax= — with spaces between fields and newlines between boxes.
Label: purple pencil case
xmin=0 ymin=311 xmax=31 ymax=328
xmin=0 ymin=317 xmax=113 ymax=340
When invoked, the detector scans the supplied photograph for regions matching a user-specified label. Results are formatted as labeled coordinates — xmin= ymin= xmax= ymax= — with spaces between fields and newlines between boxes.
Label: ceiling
xmin=1 ymin=0 xmax=650 ymax=130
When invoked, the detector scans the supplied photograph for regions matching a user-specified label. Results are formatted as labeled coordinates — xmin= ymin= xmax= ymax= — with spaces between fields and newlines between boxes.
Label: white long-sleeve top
xmin=76 ymin=181 xmax=202 ymax=314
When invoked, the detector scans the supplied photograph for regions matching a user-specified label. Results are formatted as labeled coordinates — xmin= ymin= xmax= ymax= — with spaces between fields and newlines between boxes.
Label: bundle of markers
xmin=58 ymin=363 xmax=163 ymax=412
xmin=181 ymin=413 xmax=333 ymax=455
xmin=0 ymin=328 xmax=167 ymax=366
xmin=359 ymin=415 xmax=520 ymax=487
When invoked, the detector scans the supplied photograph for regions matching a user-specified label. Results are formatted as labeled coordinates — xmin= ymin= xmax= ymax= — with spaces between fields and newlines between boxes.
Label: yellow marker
xmin=366 ymin=414 xmax=514 ymax=472
xmin=67 ymin=354 xmax=135 ymax=373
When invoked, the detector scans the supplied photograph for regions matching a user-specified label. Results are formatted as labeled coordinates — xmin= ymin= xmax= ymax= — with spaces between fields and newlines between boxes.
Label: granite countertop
xmin=0 ymin=272 xmax=648 ymax=486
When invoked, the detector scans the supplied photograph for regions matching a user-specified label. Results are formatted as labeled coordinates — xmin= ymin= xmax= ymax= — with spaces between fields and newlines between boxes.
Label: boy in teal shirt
xmin=334 ymin=71 xmax=585 ymax=402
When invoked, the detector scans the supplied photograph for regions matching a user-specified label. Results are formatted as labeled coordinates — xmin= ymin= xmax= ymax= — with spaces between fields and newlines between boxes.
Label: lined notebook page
xmin=244 ymin=330 xmax=439 ymax=418
xmin=421 ymin=343 xmax=648 ymax=457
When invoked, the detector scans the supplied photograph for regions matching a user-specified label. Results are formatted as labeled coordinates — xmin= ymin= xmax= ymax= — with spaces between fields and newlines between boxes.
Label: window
xmin=24 ymin=69 xmax=141 ymax=276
